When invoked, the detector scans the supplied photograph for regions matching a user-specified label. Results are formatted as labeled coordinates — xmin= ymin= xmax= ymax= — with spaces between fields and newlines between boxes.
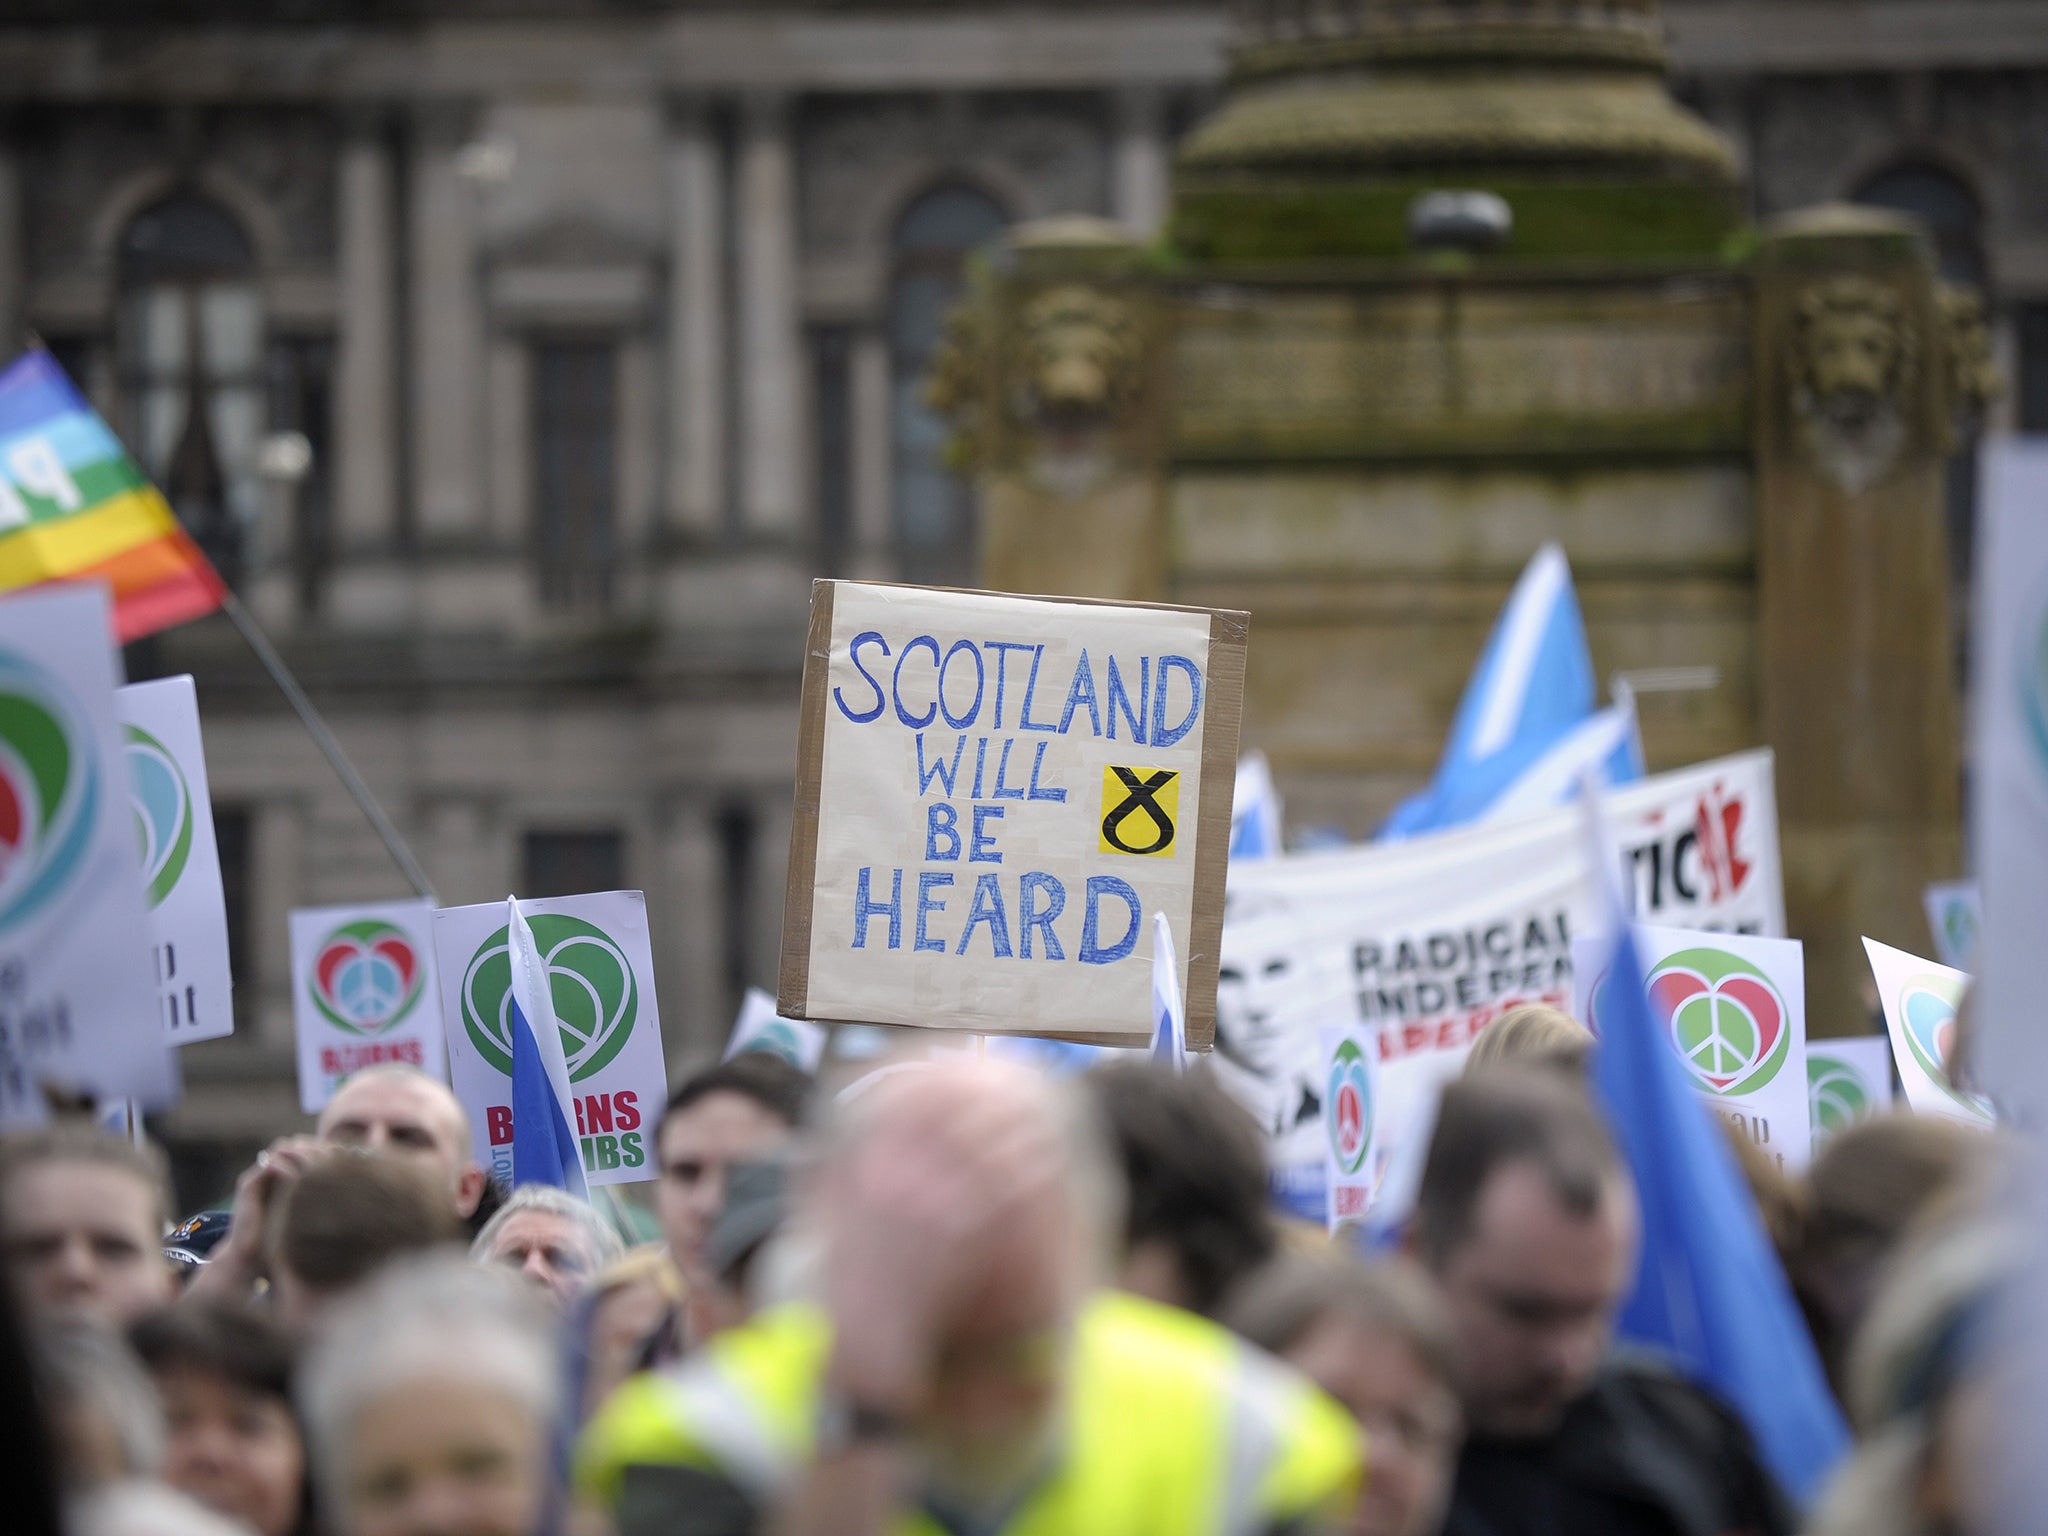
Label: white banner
xmin=1213 ymin=750 xmax=1783 ymax=1208
xmin=1575 ymin=924 xmax=1812 ymax=1170
xmin=1319 ymin=1021 xmax=1381 ymax=1231
xmin=1972 ymin=443 xmax=2048 ymax=1123
xmin=1863 ymin=936 xmax=1995 ymax=1127
xmin=435 ymin=890 xmax=669 ymax=1187
xmin=0 ymin=584 xmax=174 ymax=1122
xmin=724 ymin=987 xmax=828 ymax=1073
xmin=783 ymin=581 xmax=1244 ymax=1045
xmin=289 ymin=899 xmax=445 ymax=1112
xmin=117 ymin=677 xmax=233 ymax=1043
xmin=1807 ymin=1036 xmax=1896 ymax=1149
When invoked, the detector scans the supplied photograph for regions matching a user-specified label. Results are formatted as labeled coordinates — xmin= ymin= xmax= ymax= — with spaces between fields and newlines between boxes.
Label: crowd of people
xmin=0 ymin=1020 xmax=2008 ymax=1536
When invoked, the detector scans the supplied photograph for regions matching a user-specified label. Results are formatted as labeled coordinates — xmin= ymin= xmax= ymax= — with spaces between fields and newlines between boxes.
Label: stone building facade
xmin=0 ymin=0 xmax=2043 ymax=1176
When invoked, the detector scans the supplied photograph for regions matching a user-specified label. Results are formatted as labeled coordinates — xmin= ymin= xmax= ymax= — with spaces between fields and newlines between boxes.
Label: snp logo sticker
xmin=1099 ymin=766 xmax=1181 ymax=857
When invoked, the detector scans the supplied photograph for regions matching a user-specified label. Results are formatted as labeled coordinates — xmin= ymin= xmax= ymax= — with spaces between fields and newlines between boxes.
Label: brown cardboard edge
xmin=776 ymin=579 xmax=836 ymax=1020
xmin=1184 ymin=607 xmax=1249 ymax=1051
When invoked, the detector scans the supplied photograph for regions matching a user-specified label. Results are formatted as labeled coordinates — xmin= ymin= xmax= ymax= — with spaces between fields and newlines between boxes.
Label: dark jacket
xmin=1442 ymin=1353 xmax=1797 ymax=1536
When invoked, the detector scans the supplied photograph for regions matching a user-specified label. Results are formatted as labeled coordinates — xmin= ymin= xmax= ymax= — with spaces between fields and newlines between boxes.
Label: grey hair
xmin=37 ymin=1322 xmax=166 ymax=1482
xmin=469 ymin=1184 xmax=625 ymax=1271
xmin=297 ymin=1255 xmax=557 ymax=1524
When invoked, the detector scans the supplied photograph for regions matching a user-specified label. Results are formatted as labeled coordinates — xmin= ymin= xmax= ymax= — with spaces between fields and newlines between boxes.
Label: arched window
xmin=1853 ymin=163 xmax=1986 ymax=604
xmin=889 ymin=184 xmax=1008 ymax=583
xmin=118 ymin=193 xmax=264 ymax=587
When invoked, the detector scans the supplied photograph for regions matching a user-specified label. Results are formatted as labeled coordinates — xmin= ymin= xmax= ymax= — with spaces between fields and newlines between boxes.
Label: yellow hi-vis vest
xmin=576 ymin=1289 xmax=1363 ymax=1536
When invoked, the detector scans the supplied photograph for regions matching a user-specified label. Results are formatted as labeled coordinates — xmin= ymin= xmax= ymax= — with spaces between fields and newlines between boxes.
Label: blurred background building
xmin=0 ymin=0 xmax=2042 ymax=1181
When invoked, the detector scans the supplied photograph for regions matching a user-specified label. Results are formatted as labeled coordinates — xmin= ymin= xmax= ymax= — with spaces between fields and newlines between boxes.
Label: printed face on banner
xmin=434 ymin=892 xmax=669 ymax=1188
xmin=1862 ymin=937 xmax=1995 ymax=1127
xmin=791 ymin=583 xmax=1236 ymax=1042
xmin=117 ymin=678 xmax=234 ymax=1043
xmin=1806 ymin=1037 xmax=1896 ymax=1148
xmin=0 ymin=585 xmax=174 ymax=1122
xmin=1320 ymin=1023 xmax=1381 ymax=1230
xmin=289 ymin=901 xmax=445 ymax=1113
xmin=1575 ymin=924 xmax=1812 ymax=1169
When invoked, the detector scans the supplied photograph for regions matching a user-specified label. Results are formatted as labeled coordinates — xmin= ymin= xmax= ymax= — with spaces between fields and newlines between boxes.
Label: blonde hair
xmin=1464 ymin=1004 xmax=1593 ymax=1078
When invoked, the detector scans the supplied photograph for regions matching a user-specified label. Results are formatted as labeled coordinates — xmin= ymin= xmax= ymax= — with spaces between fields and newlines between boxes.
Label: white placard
xmin=783 ymin=582 xmax=1244 ymax=1046
xmin=0 ymin=584 xmax=175 ymax=1121
xmin=1212 ymin=750 xmax=1784 ymax=1210
xmin=117 ymin=676 xmax=233 ymax=1043
xmin=1576 ymin=924 xmax=1813 ymax=1169
xmin=1320 ymin=1020 xmax=1381 ymax=1231
xmin=1807 ymin=1036 xmax=1896 ymax=1149
xmin=724 ymin=987 xmax=828 ymax=1073
xmin=289 ymin=899 xmax=445 ymax=1112
xmin=1863 ymin=936 xmax=1995 ymax=1127
xmin=434 ymin=891 xmax=670 ymax=1187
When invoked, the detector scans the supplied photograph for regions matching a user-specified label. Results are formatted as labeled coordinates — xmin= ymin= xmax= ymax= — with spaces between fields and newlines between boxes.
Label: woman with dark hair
xmin=129 ymin=1301 xmax=310 ymax=1536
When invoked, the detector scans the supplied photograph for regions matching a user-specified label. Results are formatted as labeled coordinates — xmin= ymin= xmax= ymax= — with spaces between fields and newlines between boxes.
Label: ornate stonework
xmin=1789 ymin=275 xmax=1917 ymax=493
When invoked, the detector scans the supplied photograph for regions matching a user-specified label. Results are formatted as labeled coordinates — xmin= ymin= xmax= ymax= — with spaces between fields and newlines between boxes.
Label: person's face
xmin=1 ymin=1161 xmax=172 ymax=1327
xmin=1283 ymin=1318 xmax=1462 ymax=1536
xmin=1429 ymin=1163 xmax=1635 ymax=1439
xmin=480 ymin=1210 xmax=600 ymax=1307
xmin=156 ymin=1364 xmax=306 ymax=1536
xmin=343 ymin=1380 xmax=546 ymax=1536
xmin=320 ymin=1075 xmax=485 ymax=1219
xmin=657 ymin=1093 xmax=791 ymax=1272
xmin=1214 ymin=943 xmax=1295 ymax=1079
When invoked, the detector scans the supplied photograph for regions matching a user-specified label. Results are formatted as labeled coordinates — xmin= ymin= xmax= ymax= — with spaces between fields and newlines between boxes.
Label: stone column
xmin=737 ymin=94 xmax=805 ymax=540
xmin=1112 ymin=89 xmax=1172 ymax=238
xmin=336 ymin=115 xmax=399 ymax=551
xmin=659 ymin=797 xmax=730 ymax=1063
xmin=665 ymin=100 xmax=727 ymax=539
xmin=1752 ymin=207 xmax=1962 ymax=1037
xmin=0 ymin=145 xmax=21 ymax=359
xmin=749 ymin=793 xmax=794 ymax=1003
xmin=408 ymin=105 xmax=487 ymax=540
xmin=849 ymin=328 xmax=893 ymax=575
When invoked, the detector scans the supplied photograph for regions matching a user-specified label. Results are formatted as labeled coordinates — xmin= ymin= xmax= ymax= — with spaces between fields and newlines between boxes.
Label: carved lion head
xmin=1792 ymin=277 xmax=1916 ymax=433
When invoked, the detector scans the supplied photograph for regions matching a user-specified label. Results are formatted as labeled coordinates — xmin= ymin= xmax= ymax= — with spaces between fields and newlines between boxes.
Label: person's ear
xmin=455 ymin=1163 xmax=488 ymax=1220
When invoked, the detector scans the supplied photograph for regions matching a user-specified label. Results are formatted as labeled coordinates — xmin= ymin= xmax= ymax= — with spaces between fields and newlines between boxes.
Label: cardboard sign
xmin=1320 ymin=1021 xmax=1381 ymax=1230
xmin=779 ymin=581 xmax=1247 ymax=1046
xmin=1577 ymin=924 xmax=1813 ymax=1170
xmin=289 ymin=899 xmax=446 ymax=1112
xmin=1922 ymin=881 xmax=1981 ymax=972
xmin=1863 ymin=937 xmax=1994 ymax=1127
xmin=724 ymin=987 xmax=828 ymax=1073
xmin=0 ymin=584 xmax=175 ymax=1122
xmin=116 ymin=677 xmax=233 ymax=1043
xmin=435 ymin=891 xmax=669 ymax=1187
xmin=1212 ymin=750 xmax=1784 ymax=1215
xmin=1807 ymin=1036 xmax=1895 ymax=1149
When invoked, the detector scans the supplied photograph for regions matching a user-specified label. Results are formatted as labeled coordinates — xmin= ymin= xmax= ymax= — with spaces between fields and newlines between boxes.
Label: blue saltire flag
xmin=1151 ymin=912 xmax=1186 ymax=1072
xmin=1478 ymin=692 xmax=1644 ymax=827
xmin=1230 ymin=752 xmax=1284 ymax=860
xmin=1382 ymin=543 xmax=1625 ymax=839
xmin=506 ymin=896 xmax=589 ymax=1198
xmin=1590 ymin=900 xmax=1848 ymax=1506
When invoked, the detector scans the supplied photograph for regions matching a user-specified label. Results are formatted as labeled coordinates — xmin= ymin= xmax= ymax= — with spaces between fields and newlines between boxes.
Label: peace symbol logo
xmin=1325 ymin=1037 xmax=1373 ymax=1176
xmin=461 ymin=914 xmax=638 ymax=1084
xmin=124 ymin=724 xmax=194 ymax=909
xmin=310 ymin=920 xmax=426 ymax=1036
xmin=1807 ymin=1054 xmax=1871 ymax=1141
xmin=1645 ymin=947 xmax=1791 ymax=1096
xmin=0 ymin=652 xmax=99 ymax=933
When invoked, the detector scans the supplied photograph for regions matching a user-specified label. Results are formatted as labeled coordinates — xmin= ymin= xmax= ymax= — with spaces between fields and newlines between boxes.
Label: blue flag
xmin=1230 ymin=752 xmax=1284 ymax=860
xmin=1592 ymin=922 xmax=1848 ymax=1506
xmin=506 ymin=897 xmax=589 ymax=1198
xmin=1383 ymin=543 xmax=1635 ymax=839
xmin=1151 ymin=913 xmax=1186 ymax=1072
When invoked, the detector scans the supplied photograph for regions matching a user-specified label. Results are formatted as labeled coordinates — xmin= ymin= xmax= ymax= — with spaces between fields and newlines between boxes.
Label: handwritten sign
xmin=779 ymin=582 xmax=1247 ymax=1044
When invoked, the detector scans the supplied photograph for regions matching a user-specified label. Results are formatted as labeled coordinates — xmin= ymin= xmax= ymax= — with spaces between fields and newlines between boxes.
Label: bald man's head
xmin=317 ymin=1067 xmax=487 ymax=1220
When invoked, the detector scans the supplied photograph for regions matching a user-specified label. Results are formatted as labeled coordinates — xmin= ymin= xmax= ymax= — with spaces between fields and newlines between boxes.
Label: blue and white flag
xmin=1479 ymin=693 xmax=1643 ymax=826
xmin=1585 ymin=810 xmax=1847 ymax=1505
xmin=1230 ymin=752 xmax=1284 ymax=860
xmin=506 ymin=896 xmax=588 ymax=1198
xmin=1383 ymin=543 xmax=1622 ymax=839
xmin=1151 ymin=912 xmax=1186 ymax=1072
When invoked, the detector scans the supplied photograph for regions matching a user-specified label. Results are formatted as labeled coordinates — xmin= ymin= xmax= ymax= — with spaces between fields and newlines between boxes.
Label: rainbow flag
xmin=0 ymin=348 xmax=225 ymax=640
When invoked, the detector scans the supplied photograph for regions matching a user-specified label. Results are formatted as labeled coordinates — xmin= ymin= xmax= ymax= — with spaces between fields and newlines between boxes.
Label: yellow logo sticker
xmin=1099 ymin=766 xmax=1181 ymax=857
